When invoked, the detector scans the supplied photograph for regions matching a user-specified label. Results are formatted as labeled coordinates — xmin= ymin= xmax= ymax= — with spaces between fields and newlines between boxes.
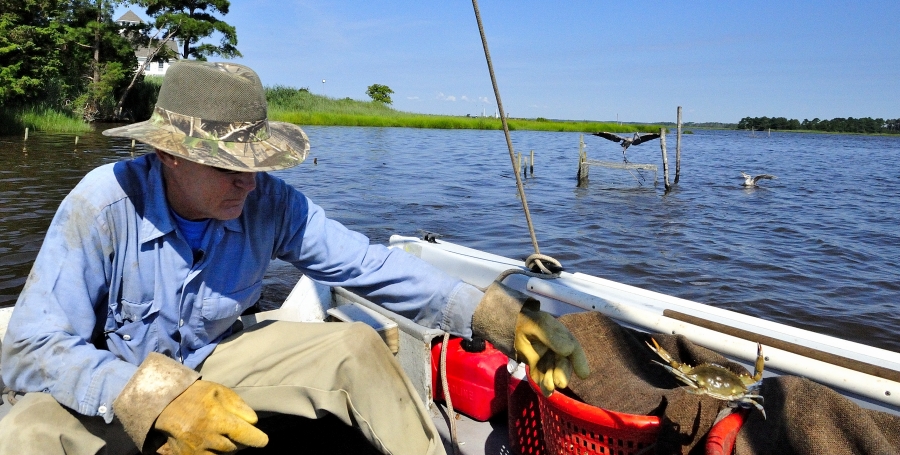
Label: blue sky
xmin=115 ymin=1 xmax=899 ymax=123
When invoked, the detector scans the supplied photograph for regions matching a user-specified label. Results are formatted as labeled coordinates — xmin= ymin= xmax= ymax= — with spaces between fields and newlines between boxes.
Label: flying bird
xmin=592 ymin=132 xmax=661 ymax=162
xmin=741 ymin=172 xmax=777 ymax=187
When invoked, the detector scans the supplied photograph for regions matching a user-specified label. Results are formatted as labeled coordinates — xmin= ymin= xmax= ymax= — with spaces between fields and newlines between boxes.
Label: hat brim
xmin=103 ymin=120 xmax=309 ymax=172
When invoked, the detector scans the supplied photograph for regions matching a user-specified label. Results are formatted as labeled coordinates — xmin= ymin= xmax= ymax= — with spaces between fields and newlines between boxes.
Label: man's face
xmin=156 ymin=151 xmax=257 ymax=221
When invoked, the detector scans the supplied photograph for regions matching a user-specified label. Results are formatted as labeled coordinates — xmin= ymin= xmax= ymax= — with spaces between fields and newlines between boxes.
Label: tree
xmin=64 ymin=0 xmax=137 ymax=120
xmin=0 ymin=0 xmax=135 ymax=120
xmin=138 ymin=0 xmax=240 ymax=60
xmin=0 ymin=0 xmax=67 ymax=106
xmin=113 ymin=13 xmax=180 ymax=119
xmin=366 ymin=84 xmax=394 ymax=104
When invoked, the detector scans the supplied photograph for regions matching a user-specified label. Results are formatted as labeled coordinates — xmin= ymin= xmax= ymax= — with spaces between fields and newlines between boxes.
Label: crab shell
xmin=647 ymin=338 xmax=767 ymax=419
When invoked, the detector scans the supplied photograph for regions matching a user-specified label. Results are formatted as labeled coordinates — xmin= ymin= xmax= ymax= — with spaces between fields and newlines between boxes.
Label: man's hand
xmin=516 ymin=308 xmax=590 ymax=396
xmin=154 ymin=380 xmax=268 ymax=455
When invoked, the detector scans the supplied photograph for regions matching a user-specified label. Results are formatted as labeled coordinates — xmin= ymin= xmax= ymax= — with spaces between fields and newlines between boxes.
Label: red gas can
xmin=430 ymin=336 xmax=510 ymax=421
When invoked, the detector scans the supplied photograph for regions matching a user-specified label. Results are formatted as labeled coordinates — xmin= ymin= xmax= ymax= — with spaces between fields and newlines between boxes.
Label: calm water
xmin=1 ymin=126 xmax=898 ymax=352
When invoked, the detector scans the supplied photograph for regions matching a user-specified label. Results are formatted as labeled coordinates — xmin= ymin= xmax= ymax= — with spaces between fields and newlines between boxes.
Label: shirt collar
xmin=140 ymin=155 xmax=175 ymax=243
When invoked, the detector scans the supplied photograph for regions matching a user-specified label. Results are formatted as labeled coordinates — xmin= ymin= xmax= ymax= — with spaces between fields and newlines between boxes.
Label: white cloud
xmin=436 ymin=92 xmax=457 ymax=102
xmin=407 ymin=96 xmax=420 ymax=100
xmin=479 ymin=96 xmax=491 ymax=104
xmin=461 ymin=95 xmax=470 ymax=102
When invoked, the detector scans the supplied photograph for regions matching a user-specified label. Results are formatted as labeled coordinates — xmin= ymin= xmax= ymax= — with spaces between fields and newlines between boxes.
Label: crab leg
xmin=739 ymin=396 xmax=767 ymax=420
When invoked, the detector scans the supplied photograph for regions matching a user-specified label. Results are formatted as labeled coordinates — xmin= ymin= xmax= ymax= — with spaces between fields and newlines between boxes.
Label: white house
xmin=116 ymin=10 xmax=180 ymax=77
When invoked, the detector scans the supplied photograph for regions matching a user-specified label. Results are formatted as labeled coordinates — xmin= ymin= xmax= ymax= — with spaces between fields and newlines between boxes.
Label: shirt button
xmin=98 ymin=405 xmax=108 ymax=414
xmin=122 ymin=335 xmax=132 ymax=341
xmin=179 ymin=319 xmax=184 ymax=327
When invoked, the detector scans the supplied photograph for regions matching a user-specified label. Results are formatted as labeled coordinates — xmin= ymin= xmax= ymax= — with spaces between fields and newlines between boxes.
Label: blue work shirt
xmin=1 ymin=153 xmax=481 ymax=423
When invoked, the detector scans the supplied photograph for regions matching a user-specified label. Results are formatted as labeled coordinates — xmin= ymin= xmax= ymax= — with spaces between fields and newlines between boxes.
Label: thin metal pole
xmin=471 ymin=0 xmax=541 ymax=256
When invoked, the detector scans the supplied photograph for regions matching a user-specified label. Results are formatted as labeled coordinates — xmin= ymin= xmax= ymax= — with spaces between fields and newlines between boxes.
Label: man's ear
xmin=155 ymin=149 xmax=178 ymax=168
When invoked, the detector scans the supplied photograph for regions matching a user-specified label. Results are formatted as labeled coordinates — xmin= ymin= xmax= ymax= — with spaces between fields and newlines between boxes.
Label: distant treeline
xmin=738 ymin=116 xmax=900 ymax=134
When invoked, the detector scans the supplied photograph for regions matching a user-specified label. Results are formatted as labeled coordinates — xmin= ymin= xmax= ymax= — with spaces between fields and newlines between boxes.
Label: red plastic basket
xmin=705 ymin=409 xmax=748 ymax=455
xmin=508 ymin=366 xmax=748 ymax=455
xmin=508 ymin=371 xmax=546 ymax=454
xmin=510 ymin=366 xmax=661 ymax=455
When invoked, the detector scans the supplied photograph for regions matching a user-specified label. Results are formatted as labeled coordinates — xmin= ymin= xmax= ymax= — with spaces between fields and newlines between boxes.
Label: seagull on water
xmin=741 ymin=172 xmax=777 ymax=187
xmin=592 ymin=132 xmax=661 ymax=160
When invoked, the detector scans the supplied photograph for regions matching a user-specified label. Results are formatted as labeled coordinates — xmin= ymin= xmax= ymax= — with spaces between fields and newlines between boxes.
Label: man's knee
xmin=339 ymin=322 xmax=391 ymax=359
xmin=0 ymin=393 xmax=138 ymax=455
xmin=0 ymin=393 xmax=109 ymax=455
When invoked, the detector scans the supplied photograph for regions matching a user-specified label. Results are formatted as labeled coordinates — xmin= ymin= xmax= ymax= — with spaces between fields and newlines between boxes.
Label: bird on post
xmin=592 ymin=132 xmax=661 ymax=161
xmin=741 ymin=172 xmax=777 ymax=187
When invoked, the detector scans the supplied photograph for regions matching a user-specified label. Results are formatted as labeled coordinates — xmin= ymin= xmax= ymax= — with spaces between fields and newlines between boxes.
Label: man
xmin=0 ymin=61 xmax=588 ymax=454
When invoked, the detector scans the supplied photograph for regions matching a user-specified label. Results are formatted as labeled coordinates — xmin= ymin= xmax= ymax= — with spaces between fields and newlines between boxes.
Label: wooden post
xmin=660 ymin=128 xmax=670 ymax=192
xmin=131 ymin=139 xmax=135 ymax=149
xmin=75 ymin=136 xmax=79 ymax=146
xmin=530 ymin=150 xmax=534 ymax=176
xmin=674 ymin=106 xmax=682 ymax=184
xmin=24 ymin=128 xmax=29 ymax=141
xmin=576 ymin=134 xmax=588 ymax=186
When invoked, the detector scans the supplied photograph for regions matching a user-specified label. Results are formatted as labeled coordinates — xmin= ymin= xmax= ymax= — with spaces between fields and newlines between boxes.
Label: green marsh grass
xmin=266 ymin=85 xmax=660 ymax=133
xmin=2 ymin=84 xmax=661 ymax=135
xmin=0 ymin=107 xmax=91 ymax=135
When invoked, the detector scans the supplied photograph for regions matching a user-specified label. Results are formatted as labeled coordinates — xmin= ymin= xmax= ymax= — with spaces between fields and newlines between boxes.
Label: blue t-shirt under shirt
xmin=170 ymin=209 xmax=211 ymax=252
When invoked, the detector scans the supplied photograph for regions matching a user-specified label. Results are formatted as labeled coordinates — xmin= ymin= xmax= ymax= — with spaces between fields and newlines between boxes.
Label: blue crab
xmin=647 ymin=338 xmax=766 ymax=419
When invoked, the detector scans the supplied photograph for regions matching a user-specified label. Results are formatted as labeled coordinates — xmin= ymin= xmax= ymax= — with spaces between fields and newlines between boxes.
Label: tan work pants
xmin=0 ymin=321 xmax=445 ymax=455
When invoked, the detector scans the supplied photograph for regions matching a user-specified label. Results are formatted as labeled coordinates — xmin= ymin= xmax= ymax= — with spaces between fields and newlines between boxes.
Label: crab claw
xmin=752 ymin=343 xmax=765 ymax=382
xmin=646 ymin=337 xmax=678 ymax=367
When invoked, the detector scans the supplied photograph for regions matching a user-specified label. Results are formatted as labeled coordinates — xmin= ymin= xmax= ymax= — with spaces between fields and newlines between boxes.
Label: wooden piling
xmin=674 ymin=106 xmax=682 ymax=184
xmin=660 ymin=128 xmax=670 ymax=192
xmin=24 ymin=128 xmax=29 ymax=141
xmin=131 ymin=139 xmax=136 ymax=149
xmin=576 ymin=134 xmax=588 ymax=186
xmin=530 ymin=150 xmax=534 ymax=176
xmin=75 ymin=136 xmax=79 ymax=146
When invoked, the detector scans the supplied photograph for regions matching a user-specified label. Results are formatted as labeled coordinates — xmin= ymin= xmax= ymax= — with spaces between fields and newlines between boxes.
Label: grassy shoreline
xmin=0 ymin=107 xmax=94 ymax=135
xmin=2 ymin=98 xmax=659 ymax=135
xmin=267 ymin=86 xmax=660 ymax=133
xmin=271 ymin=108 xmax=660 ymax=133
xmin=7 ymin=85 xmax=893 ymax=136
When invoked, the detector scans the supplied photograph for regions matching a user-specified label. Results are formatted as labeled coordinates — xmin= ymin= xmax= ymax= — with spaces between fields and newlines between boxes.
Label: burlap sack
xmin=558 ymin=311 xmax=900 ymax=455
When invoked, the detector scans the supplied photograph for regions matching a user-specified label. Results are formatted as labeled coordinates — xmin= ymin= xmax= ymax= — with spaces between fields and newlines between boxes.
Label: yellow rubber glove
xmin=154 ymin=380 xmax=268 ymax=455
xmin=516 ymin=308 xmax=591 ymax=396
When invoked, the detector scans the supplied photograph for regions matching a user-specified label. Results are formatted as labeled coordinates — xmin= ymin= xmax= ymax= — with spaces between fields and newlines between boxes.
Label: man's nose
xmin=234 ymin=172 xmax=257 ymax=191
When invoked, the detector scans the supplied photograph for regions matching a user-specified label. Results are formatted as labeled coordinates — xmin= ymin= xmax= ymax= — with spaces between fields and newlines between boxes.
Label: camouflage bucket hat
xmin=103 ymin=61 xmax=309 ymax=172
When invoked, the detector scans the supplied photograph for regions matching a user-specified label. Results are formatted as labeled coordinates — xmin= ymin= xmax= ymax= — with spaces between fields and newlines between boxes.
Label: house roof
xmin=116 ymin=10 xmax=143 ymax=24
xmin=135 ymin=39 xmax=181 ymax=59
xmin=116 ymin=9 xmax=181 ymax=60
